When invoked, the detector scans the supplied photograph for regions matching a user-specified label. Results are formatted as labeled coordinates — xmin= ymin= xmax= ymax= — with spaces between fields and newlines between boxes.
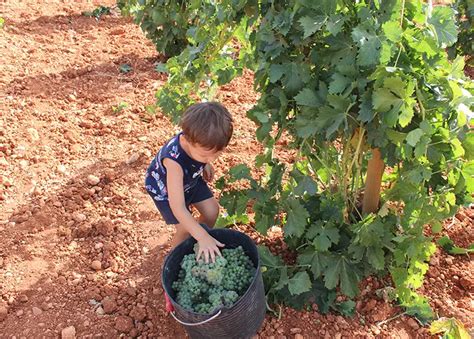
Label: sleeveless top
xmin=144 ymin=132 xmax=206 ymax=201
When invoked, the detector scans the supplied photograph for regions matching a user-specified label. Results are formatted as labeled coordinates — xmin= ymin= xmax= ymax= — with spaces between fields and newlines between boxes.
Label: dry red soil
xmin=0 ymin=1 xmax=472 ymax=338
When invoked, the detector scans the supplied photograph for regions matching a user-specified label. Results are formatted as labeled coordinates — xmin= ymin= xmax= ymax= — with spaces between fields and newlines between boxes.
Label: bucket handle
xmin=170 ymin=309 xmax=222 ymax=326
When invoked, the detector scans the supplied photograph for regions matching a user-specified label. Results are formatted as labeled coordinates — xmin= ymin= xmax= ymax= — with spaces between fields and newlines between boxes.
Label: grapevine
xmin=172 ymin=246 xmax=256 ymax=314
xmin=124 ymin=0 xmax=473 ymax=323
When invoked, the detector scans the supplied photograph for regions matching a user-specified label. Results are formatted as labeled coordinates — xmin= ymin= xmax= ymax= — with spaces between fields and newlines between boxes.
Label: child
xmin=144 ymin=102 xmax=233 ymax=264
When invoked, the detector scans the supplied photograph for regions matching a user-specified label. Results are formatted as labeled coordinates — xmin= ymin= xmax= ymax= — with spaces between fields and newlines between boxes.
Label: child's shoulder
xmin=163 ymin=132 xmax=182 ymax=148
xmin=158 ymin=132 xmax=183 ymax=161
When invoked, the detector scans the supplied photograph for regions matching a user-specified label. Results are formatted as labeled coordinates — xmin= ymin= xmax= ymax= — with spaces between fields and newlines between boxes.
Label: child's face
xmin=187 ymin=142 xmax=223 ymax=163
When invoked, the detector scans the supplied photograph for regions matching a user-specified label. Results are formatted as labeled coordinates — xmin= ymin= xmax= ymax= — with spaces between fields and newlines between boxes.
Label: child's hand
xmin=203 ymin=164 xmax=214 ymax=182
xmin=196 ymin=233 xmax=224 ymax=263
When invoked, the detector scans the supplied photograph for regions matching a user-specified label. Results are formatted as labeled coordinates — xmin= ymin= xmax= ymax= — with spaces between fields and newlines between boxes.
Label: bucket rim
xmin=161 ymin=228 xmax=261 ymax=317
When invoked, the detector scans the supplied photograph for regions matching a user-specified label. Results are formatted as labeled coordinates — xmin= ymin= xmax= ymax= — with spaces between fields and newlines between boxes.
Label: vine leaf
xmin=430 ymin=317 xmax=470 ymax=339
xmin=428 ymin=6 xmax=458 ymax=48
xmin=295 ymin=88 xmax=321 ymax=107
xmin=323 ymin=256 xmax=359 ymax=297
xmin=299 ymin=15 xmax=326 ymax=39
xmin=351 ymin=24 xmax=381 ymax=66
xmin=284 ymin=199 xmax=309 ymax=237
xmin=288 ymin=271 xmax=312 ymax=295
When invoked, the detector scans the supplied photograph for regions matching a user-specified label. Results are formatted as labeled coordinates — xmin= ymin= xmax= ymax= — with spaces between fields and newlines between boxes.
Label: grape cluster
xmin=172 ymin=246 xmax=255 ymax=314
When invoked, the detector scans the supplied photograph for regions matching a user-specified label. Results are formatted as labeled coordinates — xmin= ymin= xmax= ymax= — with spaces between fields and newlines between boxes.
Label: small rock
xmin=129 ymin=305 xmax=147 ymax=321
xmin=115 ymin=315 xmax=134 ymax=333
xmin=126 ymin=153 xmax=140 ymax=165
xmin=27 ymin=128 xmax=40 ymax=142
xmin=459 ymin=276 xmax=473 ymax=291
xmin=295 ymin=335 xmax=304 ymax=339
xmin=90 ymin=260 xmax=102 ymax=271
xmin=32 ymin=307 xmax=42 ymax=316
xmin=0 ymin=302 xmax=8 ymax=321
xmin=87 ymin=175 xmax=100 ymax=186
xmin=455 ymin=212 xmax=466 ymax=222
xmin=290 ymin=328 xmax=302 ymax=334
xmin=19 ymin=294 xmax=28 ymax=303
xmin=61 ymin=325 xmax=76 ymax=339
xmin=407 ymin=317 xmax=419 ymax=330
xmin=2 ymin=177 xmax=13 ymax=188
xmin=0 ymin=157 xmax=8 ymax=167
xmin=95 ymin=218 xmax=114 ymax=236
xmin=102 ymin=297 xmax=117 ymax=314
xmin=57 ymin=165 xmax=67 ymax=174
xmin=95 ymin=306 xmax=105 ymax=315
xmin=110 ymin=28 xmax=126 ymax=35
xmin=16 ymin=310 xmax=24 ymax=316
xmin=363 ymin=299 xmax=377 ymax=312
xmin=445 ymin=257 xmax=453 ymax=265
xmin=73 ymin=213 xmax=86 ymax=223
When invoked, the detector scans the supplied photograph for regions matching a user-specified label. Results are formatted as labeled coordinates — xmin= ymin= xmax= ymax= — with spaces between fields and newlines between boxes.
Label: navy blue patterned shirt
xmin=145 ymin=132 xmax=206 ymax=201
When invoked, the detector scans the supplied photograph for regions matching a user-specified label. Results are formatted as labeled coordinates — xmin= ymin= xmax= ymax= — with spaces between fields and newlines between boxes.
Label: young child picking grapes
xmin=144 ymin=102 xmax=233 ymax=264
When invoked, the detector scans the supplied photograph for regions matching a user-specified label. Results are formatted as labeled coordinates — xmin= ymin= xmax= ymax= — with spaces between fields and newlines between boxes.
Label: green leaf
xmin=295 ymin=114 xmax=318 ymax=138
xmin=428 ymin=6 xmax=458 ymax=47
xmin=431 ymin=221 xmax=442 ymax=234
xmin=451 ymin=138 xmax=465 ymax=158
xmin=288 ymin=271 xmax=312 ymax=295
xmin=312 ymin=226 xmax=340 ymax=252
xmin=228 ymin=164 xmax=251 ymax=181
xmin=258 ymin=245 xmax=284 ymax=267
xmin=294 ymin=176 xmax=318 ymax=196
xmin=269 ymin=64 xmax=286 ymax=83
xmin=119 ymin=64 xmax=133 ymax=73
xmin=274 ymin=266 xmax=289 ymax=290
xmin=430 ymin=317 xmax=471 ymax=339
xmin=0 ymin=17 xmax=4 ymax=29
xmin=351 ymin=24 xmax=381 ymax=66
xmin=154 ymin=62 xmax=168 ymax=73
xmin=463 ymin=132 xmax=474 ymax=160
xmin=299 ymin=15 xmax=326 ymax=39
xmin=382 ymin=20 xmax=402 ymax=42
xmin=326 ymin=14 xmax=346 ymax=36
xmin=324 ymin=256 xmax=359 ymax=297
xmin=333 ymin=300 xmax=356 ymax=317
xmin=406 ymin=128 xmax=424 ymax=147
xmin=366 ymin=246 xmax=385 ymax=270
xmin=437 ymin=236 xmax=474 ymax=255
xmin=359 ymin=93 xmax=374 ymax=123
xmin=316 ymin=95 xmax=352 ymax=138
xmin=284 ymin=199 xmax=309 ymax=237
xmin=373 ymin=87 xmax=401 ymax=112
xmin=298 ymin=250 xmax=329 ymax=279
xmin=295 ymin=88 xmax=321 ymax=107
xmin=329 ymin=73 xmax=351 ymax=94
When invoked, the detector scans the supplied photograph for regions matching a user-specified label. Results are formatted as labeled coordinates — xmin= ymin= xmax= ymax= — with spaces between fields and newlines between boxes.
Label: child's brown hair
xmin=180 ymin=102 xmax=233 ymax=150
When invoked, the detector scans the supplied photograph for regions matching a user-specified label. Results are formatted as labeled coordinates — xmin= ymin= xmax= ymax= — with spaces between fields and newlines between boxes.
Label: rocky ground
xmin=0 ymin=1 xmax=472 ymax=338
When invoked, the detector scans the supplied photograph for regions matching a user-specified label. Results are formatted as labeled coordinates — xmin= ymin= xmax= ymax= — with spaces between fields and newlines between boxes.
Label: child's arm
xmin=163 ymin=158 xmax=224 ymax=263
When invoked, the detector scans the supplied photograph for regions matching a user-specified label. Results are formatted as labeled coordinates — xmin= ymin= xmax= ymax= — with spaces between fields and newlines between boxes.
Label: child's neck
xmin=179 ymin=134 xmax=198 ymax=162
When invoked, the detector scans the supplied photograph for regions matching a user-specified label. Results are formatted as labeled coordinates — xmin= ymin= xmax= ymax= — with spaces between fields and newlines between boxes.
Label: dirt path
xmin=0 ymin=1 xmax=472 ymax=338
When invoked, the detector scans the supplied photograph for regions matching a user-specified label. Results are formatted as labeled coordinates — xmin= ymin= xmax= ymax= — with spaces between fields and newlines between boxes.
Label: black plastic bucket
xmin=162 ymin=227 xmax=266 ymax=339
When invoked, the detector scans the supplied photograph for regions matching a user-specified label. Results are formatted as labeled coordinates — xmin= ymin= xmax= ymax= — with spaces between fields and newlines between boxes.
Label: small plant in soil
xmin=82 ymin=5 xmax=111 ymax=20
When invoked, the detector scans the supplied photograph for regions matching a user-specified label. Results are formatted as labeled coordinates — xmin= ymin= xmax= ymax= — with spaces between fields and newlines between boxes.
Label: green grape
xmin=172 ymin=246 xmax=255 ymax=314
xmin=223 ymin=290 xmax=238 ymax=306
